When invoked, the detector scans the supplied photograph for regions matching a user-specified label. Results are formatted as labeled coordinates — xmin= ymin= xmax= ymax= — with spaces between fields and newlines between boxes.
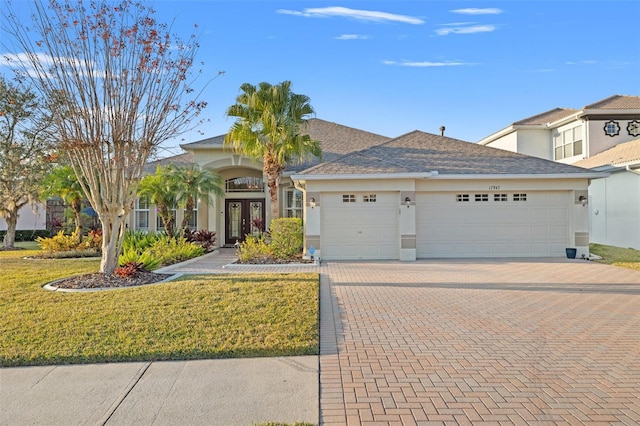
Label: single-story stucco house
xmin=130 ymin=118 xmax=604 ymax=260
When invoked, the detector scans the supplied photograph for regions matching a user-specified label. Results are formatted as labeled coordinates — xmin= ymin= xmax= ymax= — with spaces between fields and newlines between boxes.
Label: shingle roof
xmin=584 ymin=95 xmax=640 ymax=110
xmin=574 ymin=139 xmax=640 ymax=169
xmin=144 ymin=152 xmax=194 ymax=173
xmin=180 ymin=118 xmax=391 ymax=172
xmin=299 ymin=131 xmax=595 ymax=176
xmin=513 ymin=108 xmax=578 ymax=125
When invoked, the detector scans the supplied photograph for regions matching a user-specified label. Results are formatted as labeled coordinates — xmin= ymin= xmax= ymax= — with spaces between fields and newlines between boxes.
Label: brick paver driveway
xmin=319 ymin=259 xmax=640 ymax=425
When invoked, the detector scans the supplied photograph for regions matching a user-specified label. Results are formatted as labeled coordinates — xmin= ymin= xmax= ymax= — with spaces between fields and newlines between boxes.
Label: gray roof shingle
xmin=299 ymin=131 xmax=596 ymax=176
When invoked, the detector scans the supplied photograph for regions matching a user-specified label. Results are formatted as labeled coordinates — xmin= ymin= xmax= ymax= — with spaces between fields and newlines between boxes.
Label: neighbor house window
xmin=363 ymin=194 xmax=377 ymax=203
xmin=554 ymin=126 xmax=583 ymax=160
xmin=475 ymin=194 xmax=489 ymax=202
xmin=456 ymin=194 xmax=470 ymax=202
xmin=285 ymin=188 xmax=303 ymax=218
xmin=342 ymin=194 xmax=356 ymax=203
xmin=494 ymin=194 xmax=508 ymax=202
xmin=513 ymin=193 xmax=527 ymax=202
xmin=135 ymin=197 xmax=149 ymax=231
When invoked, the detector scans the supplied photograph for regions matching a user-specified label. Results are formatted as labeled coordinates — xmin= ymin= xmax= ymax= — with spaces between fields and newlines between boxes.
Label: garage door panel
xmin=416 ymin=191 xmax=570 ymax=258
xmin=321 ymin=193 xmax=398 ymax=260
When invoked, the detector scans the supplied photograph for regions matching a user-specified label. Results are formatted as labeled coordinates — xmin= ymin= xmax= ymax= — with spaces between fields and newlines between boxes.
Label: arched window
xmin=225 ymin=177 xmax=265 ymax=192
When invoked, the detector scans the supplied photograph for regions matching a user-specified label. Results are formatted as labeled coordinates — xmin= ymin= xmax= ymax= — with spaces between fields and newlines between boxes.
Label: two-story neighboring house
xmin=478 ymin=95 xmax=640 ymax=250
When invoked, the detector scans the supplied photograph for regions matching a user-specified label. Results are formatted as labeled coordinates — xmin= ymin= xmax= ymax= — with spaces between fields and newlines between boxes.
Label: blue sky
xmin=3 ymin=1 xmax=640 ymax=157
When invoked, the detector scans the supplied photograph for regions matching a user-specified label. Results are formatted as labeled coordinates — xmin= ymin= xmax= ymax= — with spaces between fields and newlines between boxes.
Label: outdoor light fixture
xmin=309 ymin=197 xmax=316 ymax=209
xmin=404 ymin=196 xmax=411 ymax=208
xmin=578 ymin=195 xmax=587 ymax=206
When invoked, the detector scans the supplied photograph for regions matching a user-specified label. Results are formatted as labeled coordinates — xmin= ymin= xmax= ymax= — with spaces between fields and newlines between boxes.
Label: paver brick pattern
xmin=319 ymin=259 xmax=640 ymax=425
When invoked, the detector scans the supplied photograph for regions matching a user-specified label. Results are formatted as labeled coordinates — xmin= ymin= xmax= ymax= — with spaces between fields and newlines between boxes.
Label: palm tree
xmin=40 ymin=165 xmax=86 ymax=242
xmin=225 ymin=81 xmax=321 ymax=219
xmin=137 ymin=166 xmax=178 ymax=238
xmin=167 ymin=164 xmax=224 ymax=234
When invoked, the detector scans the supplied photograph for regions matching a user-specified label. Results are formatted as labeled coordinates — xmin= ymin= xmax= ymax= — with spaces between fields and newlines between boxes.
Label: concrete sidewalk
xmin=1 ymin=357 xmax=318 ymax=426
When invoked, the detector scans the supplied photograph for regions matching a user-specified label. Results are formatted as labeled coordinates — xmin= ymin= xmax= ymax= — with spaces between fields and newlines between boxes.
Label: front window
xmin=225 ymin=176 xmax=265 ymax=192
xmin=183 ymin=205 xmax=198 ymax=231
xmin=285 ymin=189 xmax=303 ymax=218
xmin=135 ymin=197 xmax=149 ymax=231
xmin=554 ymin=126 xmax=583 ymax=160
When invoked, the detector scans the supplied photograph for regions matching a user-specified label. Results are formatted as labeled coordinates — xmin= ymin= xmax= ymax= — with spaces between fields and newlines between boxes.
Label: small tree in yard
xmin=0 ymin=76 xmax=53 ymax=249
xmin=3 ymin=0 xmax=209 ymax=273
xmin=40 ymin=165 xmax=85 ymax=242
xmin=168 ymin=164 xmax=223 ymax=235
xmin=225 ymin=81 xmax=321 ymax=220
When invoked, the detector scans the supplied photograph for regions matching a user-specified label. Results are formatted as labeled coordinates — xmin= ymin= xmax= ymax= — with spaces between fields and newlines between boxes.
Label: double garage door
xmin=416 ymin=191 xmax=570 ymax=258
xmin=320 ymin=191 xmax=570 ymax=260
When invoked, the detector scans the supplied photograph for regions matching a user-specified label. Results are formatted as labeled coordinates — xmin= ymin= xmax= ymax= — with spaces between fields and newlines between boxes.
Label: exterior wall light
xmin=309 ymin=197 xmax=316 ymax=209
xmin=404 ymin=196 xmax=411 ymax=208
xmin=578 ymin=195 xmax=587 ymax=206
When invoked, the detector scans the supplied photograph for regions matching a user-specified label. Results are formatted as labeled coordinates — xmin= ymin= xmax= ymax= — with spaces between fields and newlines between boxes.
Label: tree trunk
xmin=157 ymin=203 xmax=175 ymax=238
xmin=2 ymin=210 xmax=18 ymax=249
xmin=264 ymin=154 xmax=283 ymax=221
xmin=71 ymin=197 xmax=83 ymax=243
xmin=180 ymin=196 xmax=195 ymax=233
xmin=99 ymin=213 xmax=126 ymax=274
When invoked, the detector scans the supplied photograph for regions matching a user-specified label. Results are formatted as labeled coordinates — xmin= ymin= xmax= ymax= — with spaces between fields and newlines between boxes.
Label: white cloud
xmin=451 ymin=8 xmax=502 ymax=15
xmin=383 ymin=60 xmax=468 ymax=67
xmin=277 ymin=7 xmax=424 ymax=25
xmin=436 ymin=25 xmax=496 ymax=36
xmin=334 ymin=34 xmax=369 ymax=40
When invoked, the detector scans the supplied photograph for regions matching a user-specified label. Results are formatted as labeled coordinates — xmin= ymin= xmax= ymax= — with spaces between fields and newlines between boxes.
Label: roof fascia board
xmin=429 ymin=172 xmax=608 ymax=180
xmin=477 ymin=125 xmax=517 ymax=145
xmin=579 ymin=109 xmax=640 ymax=118
xmin=547 ymin=112 xmax=582 ymax=128
xmin=291 ymin=172 xmax=438 ymax=181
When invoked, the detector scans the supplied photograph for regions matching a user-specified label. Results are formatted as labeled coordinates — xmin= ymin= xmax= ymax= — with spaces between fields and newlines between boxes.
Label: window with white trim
xmin=475 ymin=194 xmax=489 ymax=202
xmin=363 ymin=194 xmax=377 ymax=203
xmin=342 ymin=194 xmax=356 ymax=203
xmin=494 ymin=194 xmax=508 ymax=202
xmin=553 ymin=126 xmax=583 ymax=160
xmin=456 ymin=194 xmax=470 ymax=202
xmin=285 ymin=188 xmax=303 ymax=218
xmin=135 ymin=197 xmax=149 ymax=231
xmin=513 ymin=193 xmax=527 ymax=202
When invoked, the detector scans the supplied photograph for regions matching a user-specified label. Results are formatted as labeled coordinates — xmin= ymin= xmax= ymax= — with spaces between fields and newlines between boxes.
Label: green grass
xmin=0 ymin=249 xmax=319 ymax=367
xmin=590 ymin=243 xmax=640 ymax=271
xmin=14 ymin=241 xmax=41 ymax=250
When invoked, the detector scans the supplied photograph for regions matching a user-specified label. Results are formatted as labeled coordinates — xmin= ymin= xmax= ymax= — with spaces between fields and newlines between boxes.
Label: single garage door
xmin=321 ymin=192 xmax=399 ymax=260
xmin=416 ymin=191 xmax=570 ymax=258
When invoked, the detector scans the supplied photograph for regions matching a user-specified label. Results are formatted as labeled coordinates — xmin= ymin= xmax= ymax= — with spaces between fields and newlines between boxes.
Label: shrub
xmin=269 ymin=218 xmax=303 ymax=259
xmin=236 ymin=234 xmax=271 ymax=263
xmin=0 ymin=229 xmax=50 ymax=242
xmin=118 ymin=247 xmax=161 ymax=271
xmin=122 ymin=230 xmax=163 ymax=252
xmin=37 ymin=230 xmax=82 ymax=252
xmin=147 ymin=236 xmax=205 ymax=266
xmin=113 ymin=261 xmax=146 ymax=278
xmin=184 ymin=229 xmax=217 ymax=252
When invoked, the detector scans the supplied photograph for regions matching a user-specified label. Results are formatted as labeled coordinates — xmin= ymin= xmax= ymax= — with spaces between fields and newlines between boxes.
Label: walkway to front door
xmin=224 ymin=199 xmax=265 ymax=246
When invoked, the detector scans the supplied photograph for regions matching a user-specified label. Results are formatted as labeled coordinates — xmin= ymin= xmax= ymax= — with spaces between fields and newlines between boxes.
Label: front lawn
xmin=0 ymin=249 xmax=318 ymax=367
xmin=590 ymin=243 xmax=640 ymax=271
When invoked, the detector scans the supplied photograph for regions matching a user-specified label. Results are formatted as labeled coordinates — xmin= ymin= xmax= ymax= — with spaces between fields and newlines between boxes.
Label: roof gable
xmin=300 ymin=130 xmax=596 ymax=176
xmin=513 ymin=108 xmax=578 ymax=126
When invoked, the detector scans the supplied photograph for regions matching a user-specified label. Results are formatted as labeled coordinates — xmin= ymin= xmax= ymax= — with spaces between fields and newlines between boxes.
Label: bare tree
xmin=0 ymin=76 xmax=53 ymax=249
xmin=3 ymin=0 xmax=210 ymax=273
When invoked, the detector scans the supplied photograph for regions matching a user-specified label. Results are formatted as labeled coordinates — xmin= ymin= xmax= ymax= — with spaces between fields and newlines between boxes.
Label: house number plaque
xmin=489 ymin=185 xmax=501 ymax=190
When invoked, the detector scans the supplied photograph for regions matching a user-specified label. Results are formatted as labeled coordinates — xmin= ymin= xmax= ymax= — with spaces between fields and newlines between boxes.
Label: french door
xmin=224 ymin=199 xmax=265 ymax=246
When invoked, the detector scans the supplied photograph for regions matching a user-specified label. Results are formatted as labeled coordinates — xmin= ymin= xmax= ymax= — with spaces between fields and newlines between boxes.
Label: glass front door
xmin=225 ymin=199 xmax=265 ymax=245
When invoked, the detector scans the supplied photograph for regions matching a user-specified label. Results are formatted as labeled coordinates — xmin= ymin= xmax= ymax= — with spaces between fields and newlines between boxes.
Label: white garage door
xmin=416 ymin=191 xmax=570 ymax=258
xmin=321 ymin=192 xmax=399 ymax=260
